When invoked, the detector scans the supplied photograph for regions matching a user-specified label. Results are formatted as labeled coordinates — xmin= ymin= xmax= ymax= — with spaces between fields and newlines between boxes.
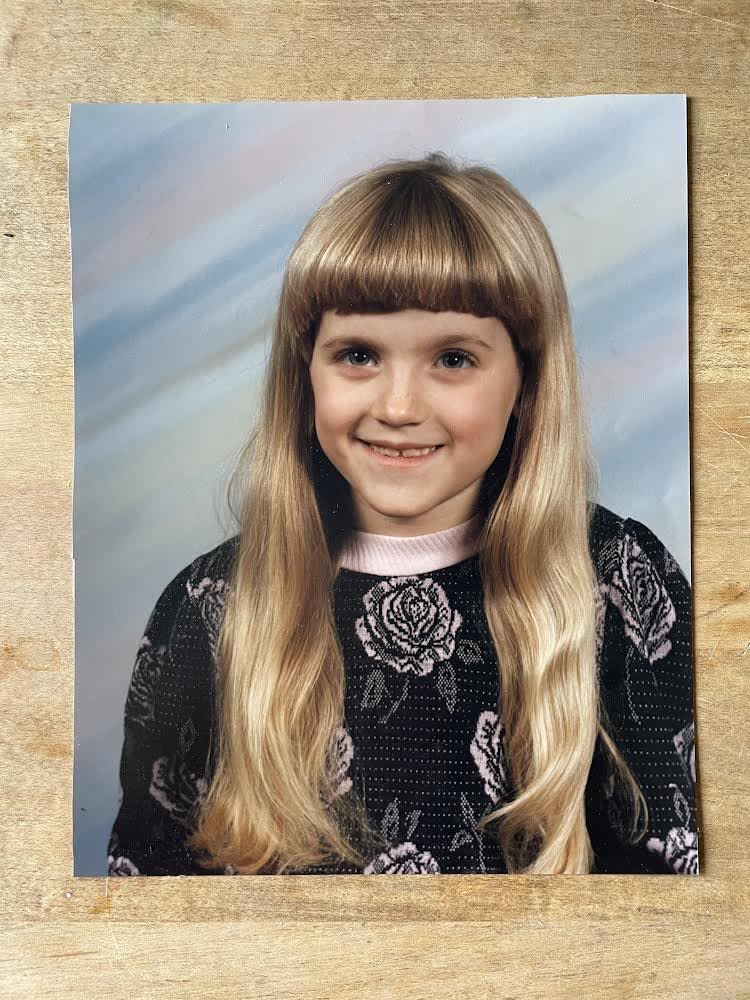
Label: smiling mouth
xmin=369 ymin=443 xmax=439 ymax=457
xmin=357 ymin=439 xmax=445 ymax=464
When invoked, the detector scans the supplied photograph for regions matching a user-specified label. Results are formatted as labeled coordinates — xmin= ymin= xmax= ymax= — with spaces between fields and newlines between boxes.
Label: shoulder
xmin=128 ymin=534 xmax=240 ymax=738
xmin=588 ymin=501 xmax=624 ymax=560
xmin=588 ymin=501 xmax=688 ymax=584
xmin=182 ymin=534 xmax=240 ymax=601
xmin=156 ymin=535 xmax=240 ymax=604
xmin=177 ymin=533 xmax=239 ymax=647
xmin=143 ymin=534 xmax=240 ymax=657
xmin=184 ymin=533 xmax=240 ymax=586
xmin=589 ymin=502 xmax=691 ymax=669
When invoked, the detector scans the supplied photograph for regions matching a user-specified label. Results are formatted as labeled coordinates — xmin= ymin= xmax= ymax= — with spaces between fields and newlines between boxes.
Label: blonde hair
xmin=188 ymin=152 xmax=648 ymax=874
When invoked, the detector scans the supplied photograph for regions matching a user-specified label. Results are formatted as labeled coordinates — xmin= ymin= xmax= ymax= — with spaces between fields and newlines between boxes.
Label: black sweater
xmin=107 ymin=502 xmax=699 ymax=876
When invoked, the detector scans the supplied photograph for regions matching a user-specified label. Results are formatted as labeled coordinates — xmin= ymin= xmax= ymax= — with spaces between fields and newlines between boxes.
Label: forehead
xmin=317 ymin=309 xmax=505 ymax=340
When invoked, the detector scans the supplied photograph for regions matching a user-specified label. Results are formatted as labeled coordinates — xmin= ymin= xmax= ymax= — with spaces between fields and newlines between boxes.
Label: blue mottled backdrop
xmin=70 ymin=96 xmax=690 ymax=875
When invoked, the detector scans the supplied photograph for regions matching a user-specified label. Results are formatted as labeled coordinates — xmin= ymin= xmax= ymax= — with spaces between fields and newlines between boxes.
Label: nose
xmin=369 ymin=369 xmax=427 ymax=425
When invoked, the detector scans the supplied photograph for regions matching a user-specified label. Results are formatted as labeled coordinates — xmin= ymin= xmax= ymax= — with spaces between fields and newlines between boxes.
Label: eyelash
xmin=333 ymin=347 xmax=478 ymax=370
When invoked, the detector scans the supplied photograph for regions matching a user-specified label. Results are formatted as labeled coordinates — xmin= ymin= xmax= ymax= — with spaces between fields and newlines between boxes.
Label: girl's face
xmin=309 ymin=309 xmax=523 ymax=537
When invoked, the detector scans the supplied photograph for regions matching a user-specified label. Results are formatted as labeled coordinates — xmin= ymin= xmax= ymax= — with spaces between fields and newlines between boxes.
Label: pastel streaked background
xmin=70 ymin=96 xmax=690 ymax=876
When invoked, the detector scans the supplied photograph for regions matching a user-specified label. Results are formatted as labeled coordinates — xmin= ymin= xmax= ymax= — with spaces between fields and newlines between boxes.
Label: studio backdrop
xmin=69 ymin=95 xmax=690 ymax=875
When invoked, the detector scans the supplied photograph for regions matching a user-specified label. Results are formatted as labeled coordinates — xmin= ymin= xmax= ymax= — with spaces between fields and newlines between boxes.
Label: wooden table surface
xmin=1 ymin=1 xmax=748 ymax=997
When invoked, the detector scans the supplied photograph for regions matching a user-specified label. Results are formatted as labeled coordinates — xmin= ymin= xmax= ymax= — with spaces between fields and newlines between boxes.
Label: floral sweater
xmin=107 ymin=502 xmax=699 ymax=877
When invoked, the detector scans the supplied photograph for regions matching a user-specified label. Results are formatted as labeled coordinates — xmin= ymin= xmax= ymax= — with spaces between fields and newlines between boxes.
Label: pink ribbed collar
xmin=336 ymin=514 xmax=483 ymax=576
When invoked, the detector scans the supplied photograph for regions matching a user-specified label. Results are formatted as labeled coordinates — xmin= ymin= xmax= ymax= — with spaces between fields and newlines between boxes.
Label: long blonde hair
xmin=188 ymin=152 xmax=648 ymax=874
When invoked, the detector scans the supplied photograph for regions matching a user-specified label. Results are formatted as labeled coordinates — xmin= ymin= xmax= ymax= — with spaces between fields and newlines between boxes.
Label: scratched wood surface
xmin=1 ymin=1 xmax=749 ymax=997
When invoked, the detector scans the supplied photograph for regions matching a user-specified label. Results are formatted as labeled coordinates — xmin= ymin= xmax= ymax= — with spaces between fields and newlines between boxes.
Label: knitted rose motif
xmin=663 ymin=548 xmax=681 ymax=576
xmin=673 ymin=721 xmax=696 ymax=784
xmin=364 ymin=842 xmax=441 ymax=875
xmin=470 ymin=709 xmax=511 ymax=804
xmin=594 ymin=581 xmax=607 ymax=664
xmin=355 ymin=576 xmax=463 ymax=676
xmin=330 ymin=725 xmax=353 ymax=797
xmin=646 ymin=825 xmax=699 ymax=875
xmin=107 ymin=854 xmax=140 ymax=876
xmin=646 ymin=785 xmax=698 ymax=874
xmin=646 ymin=827 xmax=699 ymax=875
xmin=186 ymin=576 xmax=230 ymax=661
xmin=602 ymin=532 xmax=676 ymax=664
xmin=107 ymin=833 xmax=141 ymax=876
xmin=125 ymin=636 xmax=165 ymax=728
xmin=149 ymin=756 xmax=208 ymax=827
xmin=363 ymin=797 xmax=436 ymax=873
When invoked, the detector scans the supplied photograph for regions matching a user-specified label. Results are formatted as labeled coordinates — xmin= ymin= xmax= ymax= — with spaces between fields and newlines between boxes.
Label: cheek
xmin=312 ymin=384 xmax=358 ymax=438
xmin=446 ymin=388 xmax=510 ymax=436
xmin=315 ymin=394 xmax=354 ymax=431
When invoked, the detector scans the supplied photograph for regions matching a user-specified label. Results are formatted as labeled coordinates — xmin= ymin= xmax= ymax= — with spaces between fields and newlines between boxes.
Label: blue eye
xmin=439 ymin=350 xmax=476 ymax=369
xmin=335 ymin=348 xmax=476 ymax=369
xmin=336 ymin=349 xmax=370 ymax=367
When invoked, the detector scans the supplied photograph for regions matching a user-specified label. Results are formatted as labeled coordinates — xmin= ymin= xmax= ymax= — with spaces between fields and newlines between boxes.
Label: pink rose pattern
xmin=673 ymin=721 xmax=696 ymax=784
xmin=647 ymin=826 xmax=699 ymax=875
xmin=646 ymin=785 xmax=699 ymax=875
xmin=364 ymin=842 xmax=441 ymax=875
xmin=186 ymin=575 xmax=231 ymax=662
xmin=109 ymin=511 xmax=698 ymax=875
xmin=107 ymin=830 xmax=140 ymax=876
xmin=124 ymin=636 xmax=165 ymax=729
xmin=363 ymin=796 xmax=440 ymax=874
xmin=594 ymin=582 xmax=607 ymax=664
xmin=354 ymin=575 xmax=464 ymax=723
xmin=329 ymin=725 xmax=354 ymax=798
xmin=149 ymin=755 xmax=208 ymax=827
xmin=642 ymin=721 xmax=698 ymax=874
xmin=602 ymin=531 xmax=676 ymax=665
xmin=355 ymin=576 xmax=462 ymax=677
xmin=107 ymin=854 xmax=139 ymax=876
xmin=470 ymin=710 xmax=511 ymax=805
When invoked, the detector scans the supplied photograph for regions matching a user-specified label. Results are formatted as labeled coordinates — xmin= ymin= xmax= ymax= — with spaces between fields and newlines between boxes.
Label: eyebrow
xmin=319 ymin=333 xmax=495 ymax=353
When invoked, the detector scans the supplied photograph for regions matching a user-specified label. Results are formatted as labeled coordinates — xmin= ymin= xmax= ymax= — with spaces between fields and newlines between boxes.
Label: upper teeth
xmin=369 ymin=444 xmax=438 ymax=458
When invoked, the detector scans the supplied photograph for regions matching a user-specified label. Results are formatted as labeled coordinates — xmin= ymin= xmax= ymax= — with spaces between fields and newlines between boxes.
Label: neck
xmin=336 ymin=514 xmax=483 ymax=575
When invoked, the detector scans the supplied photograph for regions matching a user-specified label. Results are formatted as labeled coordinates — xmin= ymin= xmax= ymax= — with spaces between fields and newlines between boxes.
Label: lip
xmin=357 ymin=439 xmax=444 ymax=468
xmin=363 ymin=439 xmax=442 ymax=450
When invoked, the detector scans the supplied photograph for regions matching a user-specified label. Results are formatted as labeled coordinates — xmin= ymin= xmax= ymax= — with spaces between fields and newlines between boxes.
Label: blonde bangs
xmin=285 ymin=159 xmax=536 ymax=360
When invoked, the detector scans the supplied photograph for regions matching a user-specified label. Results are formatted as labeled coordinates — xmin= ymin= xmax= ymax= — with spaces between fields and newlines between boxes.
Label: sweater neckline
xmin=335 ymin=514 xmax=483 ymax=576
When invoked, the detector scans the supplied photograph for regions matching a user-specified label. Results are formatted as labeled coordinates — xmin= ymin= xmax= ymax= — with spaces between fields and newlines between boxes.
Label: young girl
xmin=107 ymin=152 xmax=699 ymax=877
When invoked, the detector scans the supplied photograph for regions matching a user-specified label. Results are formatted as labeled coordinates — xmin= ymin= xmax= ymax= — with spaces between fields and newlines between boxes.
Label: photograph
xmin=69 ymin=96 xmax=698 ymax=877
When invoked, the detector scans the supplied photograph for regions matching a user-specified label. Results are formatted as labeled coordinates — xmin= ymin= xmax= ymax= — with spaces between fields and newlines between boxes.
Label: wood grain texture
xmin=1 ymin=1 xmax=748 ymax=996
